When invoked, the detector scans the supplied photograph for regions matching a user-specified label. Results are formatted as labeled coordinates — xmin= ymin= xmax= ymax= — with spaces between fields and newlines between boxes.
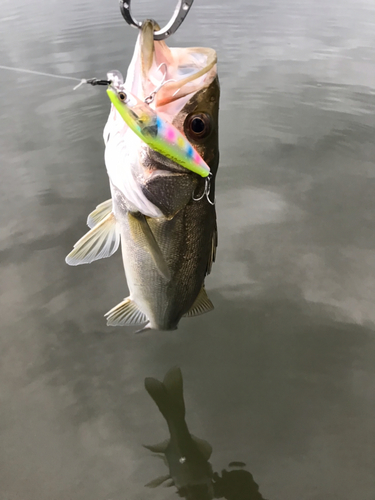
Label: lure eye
xmin=184 ymin=113 xmax=212 ymax=141
xmin=118 ymin=91 xmax=127 ymax=101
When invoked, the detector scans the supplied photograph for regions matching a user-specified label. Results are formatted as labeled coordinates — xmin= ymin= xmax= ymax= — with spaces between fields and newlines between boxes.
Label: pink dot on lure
xmin=166 ymin=127 xmax=176 ymax=142
xmin=193 ymin=151 xmax=201 ymax=164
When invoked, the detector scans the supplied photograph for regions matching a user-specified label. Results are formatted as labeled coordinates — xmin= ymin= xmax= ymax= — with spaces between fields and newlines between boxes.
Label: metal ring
xmin=119 ymin=0 xmax=194 ymax=40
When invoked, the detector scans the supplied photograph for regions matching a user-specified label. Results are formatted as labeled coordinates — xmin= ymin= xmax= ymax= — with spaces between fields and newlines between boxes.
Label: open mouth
xmin=140 ymin=144 xmax=193 ymax=177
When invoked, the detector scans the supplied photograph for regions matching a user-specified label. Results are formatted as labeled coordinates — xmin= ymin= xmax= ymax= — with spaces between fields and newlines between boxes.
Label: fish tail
xmin=145 ymin=366 xmax=185 ymax=421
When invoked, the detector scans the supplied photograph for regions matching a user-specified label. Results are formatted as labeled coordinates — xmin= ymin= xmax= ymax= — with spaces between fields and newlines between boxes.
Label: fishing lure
xmin=106 ymin=84 xmax=210 ymax=178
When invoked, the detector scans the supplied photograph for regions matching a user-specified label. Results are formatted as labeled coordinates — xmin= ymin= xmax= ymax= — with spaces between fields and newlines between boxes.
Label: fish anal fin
xmin=145 ymin=474 xmax=171 ymax=488
xmin=65 ymin=212 xmax=119 ymax=266
xmin=183 ymin=287 xmax=214 ymax=318
xmin=191 ymin=434 xmax=213 ymax=460
xmin=87 ymin=199 xmax=112 ymax=228
xmin=143 ymin=439 xmax=170 ymax=453
xmin=104 ymin=297 xmax=147 ymax=326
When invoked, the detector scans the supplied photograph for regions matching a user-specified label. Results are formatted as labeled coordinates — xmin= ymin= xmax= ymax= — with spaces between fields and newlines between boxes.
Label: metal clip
xmin=86 ymin=78 xmax=111 ymax=86
xmin=119 ymin=0 xmax=194 ymax=40
xmin=73 ymin=78 xmax=111 ymax=91
xmin=192 ymin=173 xmax=215 ymax=205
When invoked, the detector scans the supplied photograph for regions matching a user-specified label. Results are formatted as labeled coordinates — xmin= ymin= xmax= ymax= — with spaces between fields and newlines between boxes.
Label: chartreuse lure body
xmin=106 ymin=86 xmax=210 ymax=178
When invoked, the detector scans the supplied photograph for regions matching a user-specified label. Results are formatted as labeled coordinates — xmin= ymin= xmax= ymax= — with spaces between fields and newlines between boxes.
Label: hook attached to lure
xmin=119 ymin=0 xmax=194 ymax=40
xmin=192 ymin=173 xmax=215 ymax=205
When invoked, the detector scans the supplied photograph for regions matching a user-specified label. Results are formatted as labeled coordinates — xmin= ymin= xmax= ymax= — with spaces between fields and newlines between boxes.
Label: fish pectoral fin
xmin=145 ymin=474 xmax=171 ymax=488
xmin=104 ymin=297 xmax=147 ymax=326
xmin=143 ymin=439 xmax=170 ymax=453
xmin=191 ymin=434 xmax=213 ymax=460
xmin=87 ymin=199 xmax=112 ymax=228
xmin=128 ymin=212 xmax=171 ymax=280
xmin=65 ymin=212 xmax=119 ymax=266
xmin=183 ymin=287 xmax=214 ymax=317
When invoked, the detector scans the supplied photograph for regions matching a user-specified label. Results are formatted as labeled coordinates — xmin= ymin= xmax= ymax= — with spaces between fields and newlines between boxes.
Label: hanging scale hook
xmin=119 ymin=0 xmax=194 ymax=40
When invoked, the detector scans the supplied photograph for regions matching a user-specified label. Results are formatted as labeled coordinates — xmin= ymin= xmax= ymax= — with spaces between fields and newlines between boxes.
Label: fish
xmin=144 ymin=367 xmax=215 ymax=499
xmin=65 ymin=19 xmax=220 ymax=331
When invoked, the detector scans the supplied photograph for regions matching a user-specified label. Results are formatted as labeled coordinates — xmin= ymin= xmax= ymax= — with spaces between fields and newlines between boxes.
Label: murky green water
xmin=1 ymin=0 xmax=375 ymax=498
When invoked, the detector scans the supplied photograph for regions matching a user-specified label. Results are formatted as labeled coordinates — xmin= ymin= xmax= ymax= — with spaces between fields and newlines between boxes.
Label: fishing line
xmin=0 ymin=64 xmax=82 ymax=82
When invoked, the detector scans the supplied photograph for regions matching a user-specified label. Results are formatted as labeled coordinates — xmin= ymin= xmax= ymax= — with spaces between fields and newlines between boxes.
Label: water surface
xmin=1 ymin=0 xmax=375 ymax=498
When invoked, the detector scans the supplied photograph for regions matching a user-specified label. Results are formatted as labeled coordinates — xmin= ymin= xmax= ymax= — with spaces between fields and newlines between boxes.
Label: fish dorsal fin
xmin=191 ymin=434 xmax=213 ymax=460
xmin=143 ymin=439 xmax=170 ymax=453
xmin=87 ymin=199 xmax=112 ymax=228
xmin=145 ymin=474 xmax=171 ymax=488
xmin=183 ymin=287 xmax=214 ymax=317
xmin=65 ymin=212 xmax=119 ymax=266
xmin=104 ymin=297 xmax=147 ymax=326
xmin=128 ymin=212 xmax=171 ymax=280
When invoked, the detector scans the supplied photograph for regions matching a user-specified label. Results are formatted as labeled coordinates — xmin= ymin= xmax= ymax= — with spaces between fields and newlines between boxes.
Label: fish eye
xmin=118 ymin=91 xmax=127 ymax=101
xmin=184 ymin=113 xmax=212 ymax=141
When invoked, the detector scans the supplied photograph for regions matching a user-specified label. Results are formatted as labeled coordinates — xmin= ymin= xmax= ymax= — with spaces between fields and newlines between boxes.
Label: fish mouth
xmin=127 ymin=20 xmax=218 ymax=118
xmin=140 ymin=144 xmax=194 ymax=178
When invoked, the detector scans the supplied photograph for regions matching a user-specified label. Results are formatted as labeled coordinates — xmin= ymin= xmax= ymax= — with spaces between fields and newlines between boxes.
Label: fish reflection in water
xmin=144 ymin=367 xmax=267 ymax=499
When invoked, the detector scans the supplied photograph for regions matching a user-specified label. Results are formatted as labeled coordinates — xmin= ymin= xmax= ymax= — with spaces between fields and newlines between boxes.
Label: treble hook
xmin=119 ymin=0 xmax=194 ymax=40
xmin=192 ymin=173 xmax=215 ymax=205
